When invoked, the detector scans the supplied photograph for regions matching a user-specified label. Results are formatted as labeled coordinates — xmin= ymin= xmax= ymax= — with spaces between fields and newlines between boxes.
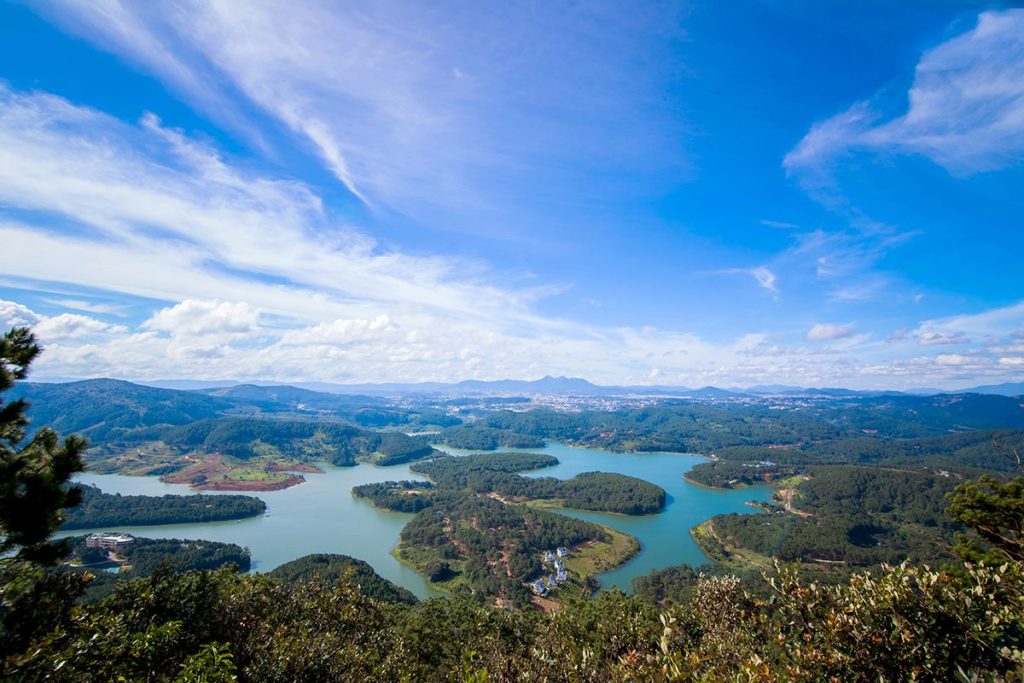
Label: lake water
xmin=516 ymin=443 xmax=769 ymax=589
xmin=60 ymin=462 xmax=443 ymax=599
xmin=60 ymin=443 xmax=768 ymax=598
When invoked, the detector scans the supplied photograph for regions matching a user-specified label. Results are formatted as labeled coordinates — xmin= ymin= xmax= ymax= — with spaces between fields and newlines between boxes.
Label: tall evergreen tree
xmin=0 ymin=327 xmax=88 ymax=654
xmin=948 ymin=440 xmax=1024 ymax=564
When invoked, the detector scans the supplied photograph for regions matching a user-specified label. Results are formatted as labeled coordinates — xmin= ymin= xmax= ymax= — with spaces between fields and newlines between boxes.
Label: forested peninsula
xmin=62 ymin=485 xmax=267 ymax=529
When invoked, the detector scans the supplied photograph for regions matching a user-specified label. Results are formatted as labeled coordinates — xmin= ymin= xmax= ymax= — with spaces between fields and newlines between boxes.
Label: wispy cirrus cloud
xmin=0 ymin=73 xmax=1019 ymax=388
xmin=785 ymin=10 xmax=1024 ymax=181
xmin=712 ymin=266 xmax=778 ymax=295
xmin=0 ymin=84 xmax=795 ymax=385
xmin=31 ymin=0 xmax=692 ymax=236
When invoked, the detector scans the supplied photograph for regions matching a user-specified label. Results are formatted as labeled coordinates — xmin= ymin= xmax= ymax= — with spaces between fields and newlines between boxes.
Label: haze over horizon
xmin=2 ymin=2 xmax=1023 ymax=390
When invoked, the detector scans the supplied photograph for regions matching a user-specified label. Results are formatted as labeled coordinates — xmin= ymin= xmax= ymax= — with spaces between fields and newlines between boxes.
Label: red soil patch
xmin=161 ymin=455 xmax=306 ymax=491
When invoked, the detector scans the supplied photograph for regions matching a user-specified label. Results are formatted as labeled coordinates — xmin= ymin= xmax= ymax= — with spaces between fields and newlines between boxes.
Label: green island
xmin=354 ymin=451 xmax=657 ymax=604
xmin=84 ymin=417 xmax=437 ymax=491
xmin=62 ymin=484 xmax=267 ymax=529
xmin=390 ymin=490 xmax=638 ymax=607
xmin=409 ymin=452 xmax=667 ymax=514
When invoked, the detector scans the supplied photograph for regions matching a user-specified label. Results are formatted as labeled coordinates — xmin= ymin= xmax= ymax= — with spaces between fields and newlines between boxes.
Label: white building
xmin=85 ymin=533 xmax=134 ymax=551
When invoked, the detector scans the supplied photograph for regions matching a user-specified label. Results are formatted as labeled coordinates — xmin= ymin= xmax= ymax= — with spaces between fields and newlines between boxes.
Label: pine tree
xmin=0 ymin=327 xmax=88 ymax=654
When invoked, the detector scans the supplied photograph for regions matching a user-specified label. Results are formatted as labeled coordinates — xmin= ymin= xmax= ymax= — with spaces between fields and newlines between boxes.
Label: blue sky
xmin=0 ymin=1 xmax=1022 ymax=389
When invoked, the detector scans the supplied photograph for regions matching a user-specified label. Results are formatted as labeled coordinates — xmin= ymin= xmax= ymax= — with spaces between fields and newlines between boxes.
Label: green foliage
xmin=3 ymin=554 xmax=1023 ymax=680
xmin=267 ymin=553 xmax=418 ymax=604
xmin=114 ymin=538 xmax=251 ymax=577
xmin=410 ymin=451 xmax=558 ymax=483
xmin=63 ymin=485 xmax=266 ymax=529
xmin=175 ymin=642 xmax=238 ymax=683
xmin=557 ymin=471 xmax=666 ymax=514
xmin=433 ymin=425 xmax=545 ymax=450
xmin=351 ymin=480 xmax=436 ymax=512
xmin=10 ymin=378 xmax=227 ymax=444
xmin=12 ymin=379 xmax=462 ymax=445
xmin=707 ymin=467 xmax=961 ymax=570
xmin=64 ymin=536 xmax=251 ymax=605
xmin=423 ymin=560 xmax=455 ymax=582
xmin=0 ymin=329 xmax=87 ymax=565
xmin=948 ymin=475 xmax=1024 ymax=563
xmin=398 ymin=490 xmax=606 ymax=601
xmin=161 ymin=417 xmax=433 ymax=466
xmin=0 ymin=328 xmax=88 ymax=655
xmin=408 ymin=452 xmax=666 ymax=514
xmin=687 ymin=459 xmax=799 ymax=488
xmin=438 ymin=402 xmax=1024 ymax=460
xmin=632 ymin=563 xmax=704 ymax=606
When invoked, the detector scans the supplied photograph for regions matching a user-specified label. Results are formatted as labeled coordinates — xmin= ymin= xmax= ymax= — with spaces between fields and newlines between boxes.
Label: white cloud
xmin=917 ymin=331 xmax=971 ymax=346
xmin=936 ymin=354 xmax=972 ymax=366
xmin=749 ymin=267 xmax=778 ymax=293
xmin=31 ymin=0 xmax=691 ymax=230
xmin=714 ymin=266 xmax=778 ymax=294
xmin=999 ymin=356 xmax=1024 ymax=366
xmin=806 ymin=323 xmax=854 ymax=342
xmin=917 ymin=300 xmax=1024 ymax=339
xmin=1 ymin=81 xmax=1020 ymax=389
xmin=759 ymin=219 xmax=799 ymax=229
xmin=144 ymin=300 xmax=261 ymax=336
xmin=0 ymin=85 xmax=537 ymax=326
xmin=280 ymin=315 xmax=398 ymax=346
xmin=0 ymin=86 xmax=771 ymax=385
xmin=33 ymin=313 xmax=122 ymax=341
xmin=0 ymin=299 xmax=122 ymax=342
xmin=0 ymin=300 xmax=41 ymax=329
xmin=785 ymin=10 xmax=1024 ymax=179
xmin=42 ymin=298 xmax=128 ymax=316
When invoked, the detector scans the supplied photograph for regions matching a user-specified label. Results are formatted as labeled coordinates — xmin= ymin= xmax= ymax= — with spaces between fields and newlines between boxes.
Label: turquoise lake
xmin=60 ymin=443 xmax=769 ymax=599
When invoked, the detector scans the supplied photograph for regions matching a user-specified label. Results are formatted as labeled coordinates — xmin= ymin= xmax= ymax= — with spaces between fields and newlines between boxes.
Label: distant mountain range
xmin=13 ymin=379 xmax=1024 ymax=447
xmin=127 ymin=375 xmax=1024 ymax=398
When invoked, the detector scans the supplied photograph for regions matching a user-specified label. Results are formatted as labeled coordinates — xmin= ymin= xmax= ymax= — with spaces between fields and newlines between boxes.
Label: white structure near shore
xmin=85 ymin=533 xmax=134 ymax=551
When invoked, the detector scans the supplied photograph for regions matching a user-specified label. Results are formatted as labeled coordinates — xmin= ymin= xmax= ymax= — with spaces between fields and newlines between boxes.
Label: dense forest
xmin=11 ymin=379 xmax=457 ymax=444
xmin=407 ymin=452 xmax=667 ymax=514
xmin=161 ymin=417 xmax=435 ymax=466
xmin=14 ymin=547 xmax=1024 ymax=681
xmin=702 ymin=466 xmax=962 ymax=571
xmin=267 ymin=554 xmax=418 ymax=605
xmin=61 ymin=485 xmax=266 ymax=529
xmin=65 ymin=535 xmax=252 ymax=602
xmin=434 ymin=398 xmax=1024 ymax=454
xmin=430 ymin=424 xmax=546 ymax=450
xmin=410 ymin=452 xmax=558 ymax=482
xmin=686 ymin=429 xmax=1024 ymax=487
xmin=397 ymin=490 xmax=609 ymax=604
xmin=631 ymin=563 xmax=704 ymax=606
xmin=352 ymin=480 xmax=437 ymax=513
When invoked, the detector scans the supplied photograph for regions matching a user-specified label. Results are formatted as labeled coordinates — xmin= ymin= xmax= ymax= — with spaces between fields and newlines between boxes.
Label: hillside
xmin=13 ymin=379 xmax=458 ymax=445
xmin=11 ymin=379 xmax=232 ymax=443
xmin=267 ymin=554 xmax=418 ymax=605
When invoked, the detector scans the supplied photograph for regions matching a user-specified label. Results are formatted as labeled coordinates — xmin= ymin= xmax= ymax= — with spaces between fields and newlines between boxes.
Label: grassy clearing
xmin=772 ymin=474 xmax=808 ymax=490
xmin=522 ymin=498 xmax=566 ymax=510
xmin=564 ymin=525 xmax=639 ymax=577
xmin=691 ymin=520 xmax=771 ymax=571
xmin=392 ymin=544 xmax=471 ymax=594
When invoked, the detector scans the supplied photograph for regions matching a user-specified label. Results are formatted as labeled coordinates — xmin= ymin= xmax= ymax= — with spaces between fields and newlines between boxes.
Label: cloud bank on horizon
xmin=0 ymin=2 xmax=1022 ymax=390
